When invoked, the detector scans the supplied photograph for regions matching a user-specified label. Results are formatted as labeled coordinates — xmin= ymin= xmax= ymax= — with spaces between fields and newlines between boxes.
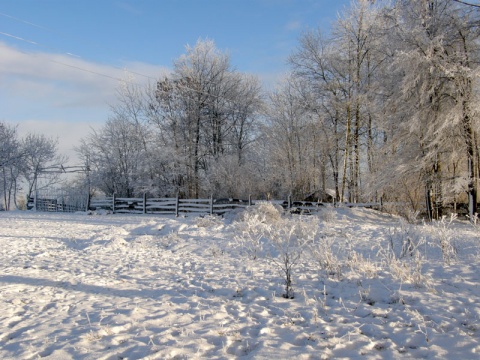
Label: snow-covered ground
xmin=1 ymin=206 xmax=480 ymax=359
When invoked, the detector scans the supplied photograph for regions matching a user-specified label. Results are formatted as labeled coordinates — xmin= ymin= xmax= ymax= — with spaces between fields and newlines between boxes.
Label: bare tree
xmin=77 ymin=115 xmax=150 ymax=197
xmin=0 ymin=122 xmax=22 ymax=210
xmin=21 ymin=133 xmax=66 ymax=200
xmin=262 ymin=76 xmax=321 ymax=199
xmin=289 ymin=1 xmax=386 ymax=202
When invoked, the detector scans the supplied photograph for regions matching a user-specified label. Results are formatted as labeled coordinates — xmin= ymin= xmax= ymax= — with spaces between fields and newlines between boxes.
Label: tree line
xmin=73 ymin=0 xmax=480 ymax=219
xmin=3 ymin=0 xmax=480 ymax=219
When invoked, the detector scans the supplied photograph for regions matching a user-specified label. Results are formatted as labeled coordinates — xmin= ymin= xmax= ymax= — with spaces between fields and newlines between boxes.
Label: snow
xmin=1 ymin=207 xmax=480 ymax=359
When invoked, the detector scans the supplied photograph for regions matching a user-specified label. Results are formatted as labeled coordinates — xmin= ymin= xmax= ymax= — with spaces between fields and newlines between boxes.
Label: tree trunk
xmin=463 ymin=100 xmax=477 ymax=218
xmin=341 ymin=103 xmax=352 ymax=202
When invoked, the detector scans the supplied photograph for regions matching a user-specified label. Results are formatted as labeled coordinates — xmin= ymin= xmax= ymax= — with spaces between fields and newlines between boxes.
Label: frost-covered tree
xmin=21 ymin=133 xmax=65 ymax=201
xmin=77 ymin=115 xmax=149 ymax=197
xmin=76 ymin=40 xmax=262 ymax=199
xmin=0 ymin=122 xmax=22 ymax=210
xmin=378 ymin=0 xmax=480 ymax=218
xmin=151 ymin=39 xmax=262 ymax=197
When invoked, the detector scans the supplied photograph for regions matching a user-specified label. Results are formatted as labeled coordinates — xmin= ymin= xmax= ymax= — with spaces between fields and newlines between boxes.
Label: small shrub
xmin=382 ymin=202 xmax=420 ymax=223
xmin=467 ymin=213 xmax=479 ymax=227
xmin=318 ymin=205 xmax=336 ymax=222
xmin=347 ymin=251 xmax=379 ymax=279
xmin=196 ymin=214 xmax=223 ymax=228
xmin=394 ymin=252 xmax=427 ymax=287
xmin=233 ymin=202 xmax=284 ymax=260
xmin=308 ymin=233 xmax=342 ymax=277
xmin=426 ymin=214 xmax=458 ymax=266
xmin=378 ymin=242 xmax=429 ymax=288
xmin=234 ymin=202 xmax=283 ymax=224
xmin=387 ymin=218 xmax=424 ymax=259
xmin=234 ymin=215 xmax=265 ymax=260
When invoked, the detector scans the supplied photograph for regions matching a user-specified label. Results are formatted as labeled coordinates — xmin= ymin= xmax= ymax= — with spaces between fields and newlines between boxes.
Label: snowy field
xmin=1 ymin=205 xmax=480 ymax=359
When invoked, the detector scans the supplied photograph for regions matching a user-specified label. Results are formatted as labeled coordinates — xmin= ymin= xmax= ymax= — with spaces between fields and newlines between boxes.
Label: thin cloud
xmin=116 ymin=1 xmax=143 ymax=15
xmin=0 ymin=42 xmax=168 ymax=109
xmin=5 ymin=118 xmax=101 ymax=165
xmin=285 ymin=20 xmax=302 ymax=31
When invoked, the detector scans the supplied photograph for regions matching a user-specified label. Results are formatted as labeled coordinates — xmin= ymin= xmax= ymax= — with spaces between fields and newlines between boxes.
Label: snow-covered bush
xmin=232 ymin=202 xmax=284 ymax=260
xmin=234 ymin=214 xmax=265 ymax=260
xmin=378 ymin=222 xmax=429 ymax=287
xmin=234 ymin=204 xmax=315 ymax=299
xmin=467 ymin=213 xmax=479 ymax=227
xmin=308 ymin=232 xmax=341 ymax=277
xmin=387 ymin=218 xmax=424 ymax=259
xmin=318 ymin=205 xmax=336 ymax=222
xmin=347 ymin=251 xmax=379 ymax=279
xmin=233 ymin=201 xmax=283 ymax=224
xmin=425 ymin=214 xmax=458 ymax=266
xmin=387 ymin=251 xmax=428 ymax=288
xmin=382 ymin=202 xmax=420 ymax=223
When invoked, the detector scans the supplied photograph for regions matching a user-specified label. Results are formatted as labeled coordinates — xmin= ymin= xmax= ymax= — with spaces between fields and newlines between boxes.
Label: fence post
xmin=175 ymin=193 xmax=179 ymax=217
xmin=34 ymin=189 xmax=38 ymax=211
xmin=288 ymin=194 xmax=291 ymax=210
xmin=210 ymin=194 xmax=214 ymax=215
xmin=248 ymin=194 xmax=252 ymax=207
xmin=143 ymin=193 xmax=147 ymax=214
xmin=112 ymin=193 xmax=116 ymax=214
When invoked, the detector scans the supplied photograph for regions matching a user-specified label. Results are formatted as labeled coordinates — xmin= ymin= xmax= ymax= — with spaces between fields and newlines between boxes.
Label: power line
xmin=48 ymin=58 xmax=125 ymax=82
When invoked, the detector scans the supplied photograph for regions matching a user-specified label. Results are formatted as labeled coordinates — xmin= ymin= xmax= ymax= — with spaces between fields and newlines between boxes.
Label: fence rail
xmin=89 ymin=195 xmax=253 ymax=216
xmin=30 ymin=192 xmax=382 ymax=216
xmin=28 ymin=193 xmax=88 ymax=213
xmin=87 ymin=195 xmax=381 ymax=216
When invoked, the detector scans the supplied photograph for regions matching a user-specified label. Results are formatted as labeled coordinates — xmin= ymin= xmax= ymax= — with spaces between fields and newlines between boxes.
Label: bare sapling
xmin=264 ymin=217 xmax=315 ymax=299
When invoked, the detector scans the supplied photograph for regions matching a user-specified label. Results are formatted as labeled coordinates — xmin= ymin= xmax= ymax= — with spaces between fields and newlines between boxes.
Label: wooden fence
xmin=90 ymin=195 xmax=252 ymax=216
xmin=30 ymin=192 xmax=382 ymax=216
xmin=28 ymin=192 xmax=88 ymax=213
xmin=87 ymin=194 xmax=381 ymax=216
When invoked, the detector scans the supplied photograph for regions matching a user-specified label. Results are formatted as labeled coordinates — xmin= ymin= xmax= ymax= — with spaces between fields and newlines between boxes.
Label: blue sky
xmin=0 ymin=0 xmax=351 ymax=163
